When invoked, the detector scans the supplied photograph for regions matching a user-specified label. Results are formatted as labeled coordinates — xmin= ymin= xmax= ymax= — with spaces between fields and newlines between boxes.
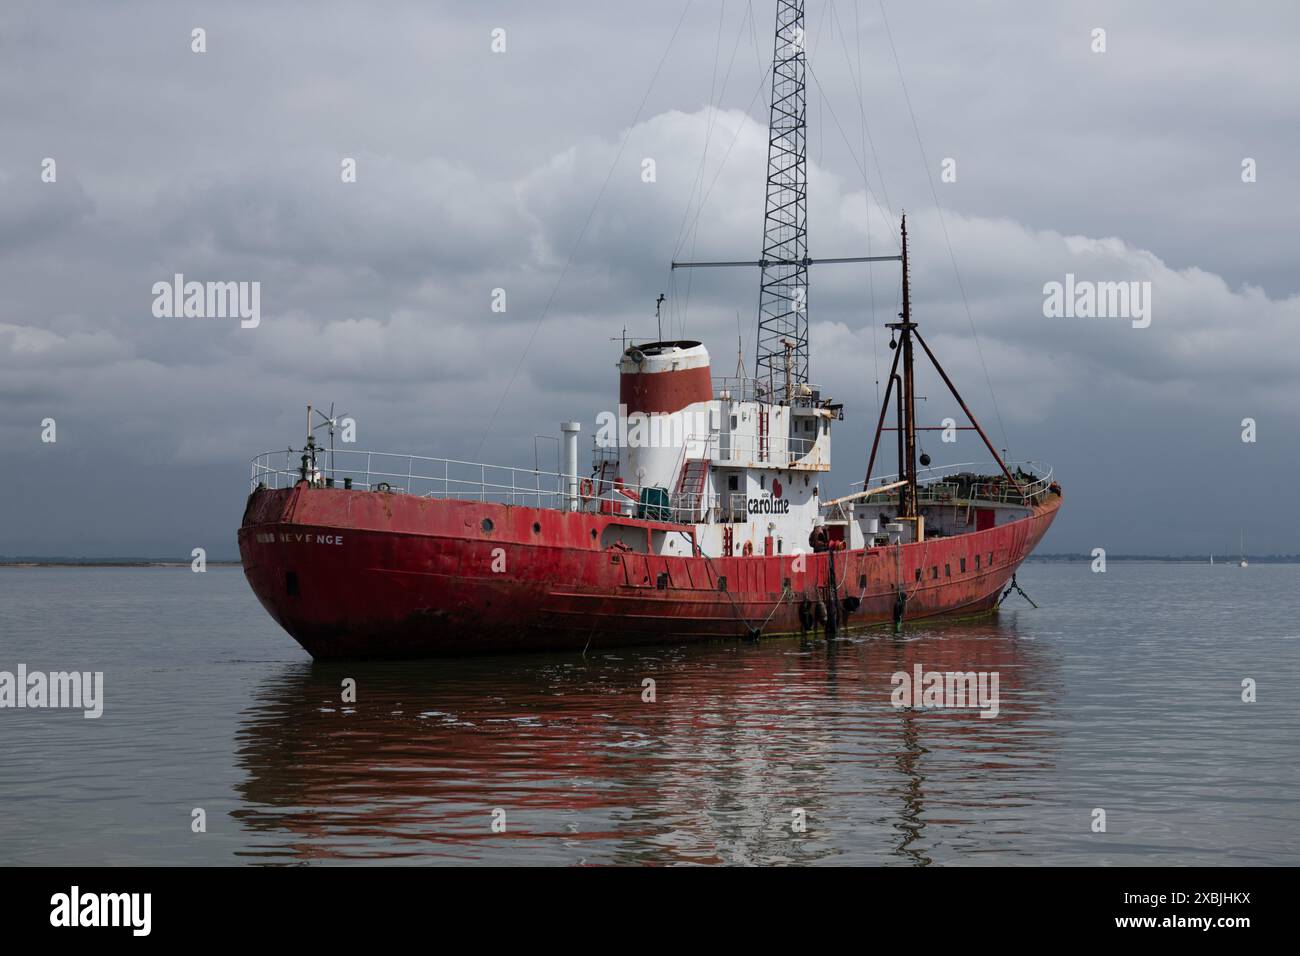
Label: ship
xmin=238 ymin=1 xmax=1061 ymax=660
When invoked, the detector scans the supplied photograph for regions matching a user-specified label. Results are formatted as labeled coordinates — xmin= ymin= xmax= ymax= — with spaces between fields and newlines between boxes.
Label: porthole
xmin=532 ymin=521 xmax=542 ymax=534
xmin=481 ymin=518 xmax=494 ymax=532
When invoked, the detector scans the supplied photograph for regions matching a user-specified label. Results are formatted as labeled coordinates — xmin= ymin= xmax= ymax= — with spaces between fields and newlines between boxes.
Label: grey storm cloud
xmin=1 ymin=0 xmax=1298 ymax=558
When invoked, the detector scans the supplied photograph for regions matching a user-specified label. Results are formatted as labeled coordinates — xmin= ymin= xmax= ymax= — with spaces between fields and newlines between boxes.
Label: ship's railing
xmin=684 ymin=430 xmax=819 ymax=469
xmin=721 ymin=432 xmax=819 ymax=468
xmin=712 ymin=376 xmax=824 ymax=408
xmin=836 ymin=460 xmax=1055 ymax=509
xmin=249 ymin=447 xmax=727 ymax=524
xmin=252 ymin=448 xmax=564 ymax=505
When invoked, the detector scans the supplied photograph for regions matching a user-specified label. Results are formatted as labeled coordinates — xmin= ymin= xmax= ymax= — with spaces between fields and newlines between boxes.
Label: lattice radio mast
xmin=756 ymin=0 xmax=809 ymax=390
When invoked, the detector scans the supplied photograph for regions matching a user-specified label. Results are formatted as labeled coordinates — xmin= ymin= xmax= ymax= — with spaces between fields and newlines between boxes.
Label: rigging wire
xmin=670 ymin=66 xmax=772 ymax=257
xmin=666 ymin=57 xmax=774 ymax=335
xmin=675 ymin=0 xmax=832 ymax=341
xmin=847 ymin=0 xmax=880 ymax=406
xmin=475 ymin=1 xmax=694 ymax=457
xmin=833 ymin=1 xmax=895 ymax=220
xmin=675 ymin=0 xmax=746 ymax=339
xmin=805 ymin=60 xmax=897 ymax=252
xmin=676 ymin=0 xmax=726 ymax=338
xmin=670 ymin=2 xmax=767 ymax=338
xmin=808 ymin=0 xmax=835 ymax=171
xmin=671 ymin=0 xmax=835 ymax=341
xmin=876 ymin=0 xmax=1011 ymax=454
xmin=832 ymin=0 xmax=883 ymax=403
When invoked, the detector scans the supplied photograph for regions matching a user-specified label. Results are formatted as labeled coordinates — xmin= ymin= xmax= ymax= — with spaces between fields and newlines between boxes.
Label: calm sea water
xmin=0 ymin=563 xmax=1295 ymax=866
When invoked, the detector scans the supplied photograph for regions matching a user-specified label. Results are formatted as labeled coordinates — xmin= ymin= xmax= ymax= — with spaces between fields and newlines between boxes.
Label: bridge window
xmin=945 ymin=563 xmax=951 ymax=577
xmin=930 ymin=566 xmax=938 ymax=580
xmin=975 ymin=554 xmax=981 ymax=570
xmin=914 ymin=569 xmax=922 ymax=582
xmin=960 ymin=558 xmax=967 ymax=573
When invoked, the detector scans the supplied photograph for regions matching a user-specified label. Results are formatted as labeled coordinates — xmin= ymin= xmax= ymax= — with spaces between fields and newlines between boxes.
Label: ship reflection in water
xmin=232 ymin=618 xmax=1062 ymax=865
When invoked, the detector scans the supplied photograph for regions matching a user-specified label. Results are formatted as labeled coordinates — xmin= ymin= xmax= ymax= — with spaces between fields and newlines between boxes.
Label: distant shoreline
xmin=1026 ymin=554 xmax=1299 ymax=564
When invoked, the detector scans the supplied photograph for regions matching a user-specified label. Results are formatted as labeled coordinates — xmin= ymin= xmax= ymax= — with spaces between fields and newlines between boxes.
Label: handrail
xmin=666 ymin=430 xmax=818 ymax=469
xmin=249 ymin=446 xmax=728 ymax=525
xmin=841 ymin=460 xmax=1054 ymax=508
xmin=250 ymin=449 xmax=1054 ymax=522
xmin=712 ymin=375 xmax=825 ymax=407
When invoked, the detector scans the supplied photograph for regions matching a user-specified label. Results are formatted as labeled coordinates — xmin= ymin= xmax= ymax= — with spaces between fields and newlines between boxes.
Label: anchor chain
xmin=998 ymin=574 xmax=1039 ymax=609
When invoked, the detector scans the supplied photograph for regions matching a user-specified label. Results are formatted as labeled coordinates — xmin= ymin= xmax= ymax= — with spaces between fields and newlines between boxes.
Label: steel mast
xmin=672 ymin=1 xmax=902 ymax=393
xmin=863 ymin=216 xmax=1026 ymax=504
xmin=755 ymin=0 xmax=809 ymax=396
xmin=887 ymin=216 xmax=919 ymax=516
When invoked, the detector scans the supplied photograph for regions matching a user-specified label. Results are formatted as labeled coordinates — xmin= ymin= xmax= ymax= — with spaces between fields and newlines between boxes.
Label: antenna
xmin=311 ymin=401 xmax=347 ymax=484
xmin=655 ymin=293 xmax=666 ymax=341
xmin=780 ymin=337 xmax=795 ymax=403
xmin=756 ymin=0 xmax=809 ymax=387
xmin=670 ymin=0 xmax=901 ymax=400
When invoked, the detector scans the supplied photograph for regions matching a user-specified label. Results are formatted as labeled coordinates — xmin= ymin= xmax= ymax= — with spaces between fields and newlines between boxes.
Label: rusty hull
xmin=238 ymin=483 xmax=1062 ymax=660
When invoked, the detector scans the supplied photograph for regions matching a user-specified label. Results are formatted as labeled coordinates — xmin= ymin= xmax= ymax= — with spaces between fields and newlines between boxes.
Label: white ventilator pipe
xmin=561 ymin=422 xmax=581 ymax=510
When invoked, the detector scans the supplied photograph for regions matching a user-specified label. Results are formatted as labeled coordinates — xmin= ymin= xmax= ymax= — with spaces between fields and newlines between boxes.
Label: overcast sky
xmin=2 ymin=0 xmax=1298 ymax=558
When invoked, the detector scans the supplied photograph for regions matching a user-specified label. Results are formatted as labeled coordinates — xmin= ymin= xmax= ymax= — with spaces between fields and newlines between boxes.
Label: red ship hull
xmin=237 ymin=483 xmax=1062 ymax=660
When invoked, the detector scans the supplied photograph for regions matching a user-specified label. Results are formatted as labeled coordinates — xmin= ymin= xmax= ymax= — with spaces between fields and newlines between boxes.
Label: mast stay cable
xmin=476 ymin=2 xmax=695 ymax=457
xmin=876 ymin=0 xmax=1011 ymax=455
xmin=669 ymin=20 xmax=774 ymax=338
xmin=675 ymin=1 xmax=745 ymax=339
